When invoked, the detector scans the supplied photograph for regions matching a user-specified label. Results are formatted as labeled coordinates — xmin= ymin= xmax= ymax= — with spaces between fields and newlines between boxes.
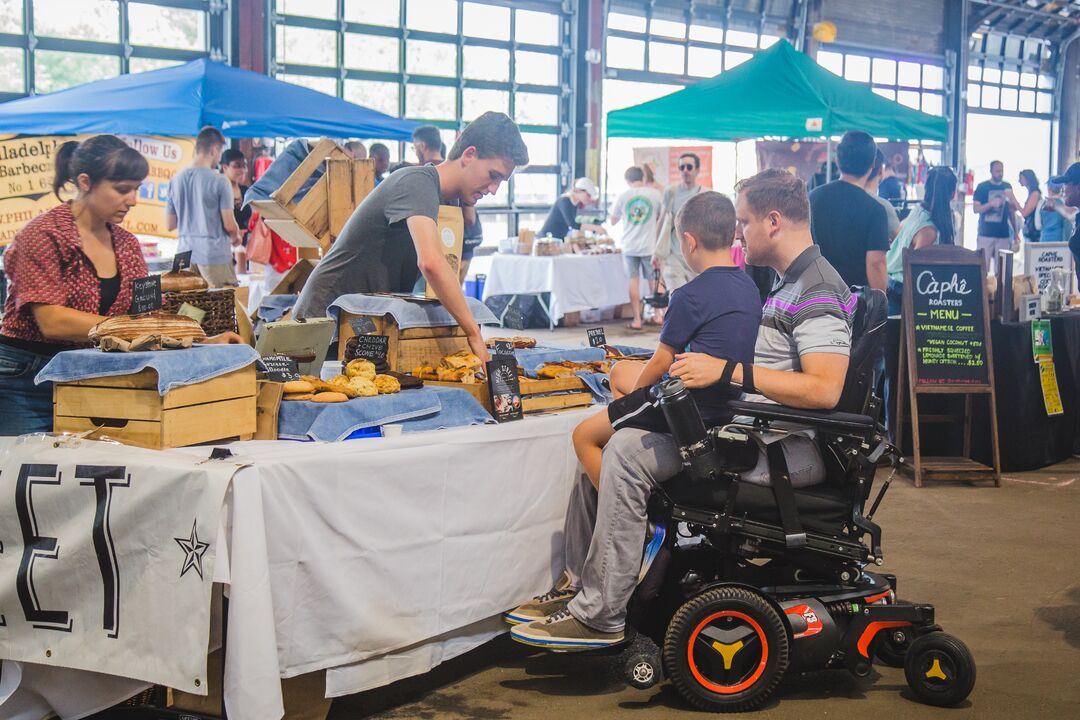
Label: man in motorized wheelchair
xmin=506 ymin=169 xmax=975 ymax=711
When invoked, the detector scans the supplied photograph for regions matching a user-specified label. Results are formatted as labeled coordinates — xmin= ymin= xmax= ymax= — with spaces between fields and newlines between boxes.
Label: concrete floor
xmin=328 ymin=321 xmax=1080 ymax=720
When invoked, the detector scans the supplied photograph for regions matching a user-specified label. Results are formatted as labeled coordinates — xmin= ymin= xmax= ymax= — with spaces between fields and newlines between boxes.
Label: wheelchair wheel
xmin=874 ymin=627 xmax=912 ymax=668
xmin=904 ymin=632 xmax=976 ymax=707
xmin=662 ymin=586 xmax=789 ymax=713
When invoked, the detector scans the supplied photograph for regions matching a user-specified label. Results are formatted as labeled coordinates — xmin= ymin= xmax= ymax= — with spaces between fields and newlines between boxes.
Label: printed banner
xmin=0 ymin=134 xmax=195 ymax=245
xmin=755 ymin=140 xmax=910 ymax=186
xmin=1039 ymin=359 xmax=1064 ymax=416
xmin=0 ymin=438 xmax=238 ymax=693
xmin=1022 ymin=241 xmax=1074 ymax=296
xmin=632 ymin=146 xmax=713 ymax=189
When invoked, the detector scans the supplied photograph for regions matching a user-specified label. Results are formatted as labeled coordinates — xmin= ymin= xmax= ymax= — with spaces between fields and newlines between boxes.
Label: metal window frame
xmin=817 ymin=45 xmax=947 ymax=123
xmin=0 ymin=0 xmax=225 ymax=102
xmin=966 ymin=30 xmax=1056 ymax=119
xmin=268 ymin=0 xmax=573 ymax=239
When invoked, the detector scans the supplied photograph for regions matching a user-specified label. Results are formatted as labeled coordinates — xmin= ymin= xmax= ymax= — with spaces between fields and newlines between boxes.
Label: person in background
xmin=166 ymin=126 xmax=241 ymax=287
xmin=653 ymin=151 xmax=704 ymax=294
xmin=252 ymin=144 xmax=272 ymax=180
xmin=221 ymin=148 xmax=251 ymax=274
xmin=610 ymin=166 xmax=662 ymax=331
xmin=1040 ymin=182 xmax=1072 ymax=243
xmin=1 ymin=136 xmax=239 ymax=436
xmin=972 ymin=160 xmax=1016 ymax=267
xmin=809 ymin=130 xmax=889 ymax=292
xmin=865 ymin=149 xmax=901 ymax=242
xmin=412 ymin=125 xmax=445 ymax=166
xmin=1009 ymin=169 xmax=1042 ymax=243
xmin=539 ymin=177 xmax=602 ymax=239
xmin=809 ymin=159 xmax=839 ymax=191
xmin=878 ymin=161 xmax=906 ymax=203
xmin=1048 ymin=162 xmax=1080 ymax=269
xmin=345 ymin=141 xmax=368 ymax=160
xmin=369 ymin=143 xmax=391 ymax=184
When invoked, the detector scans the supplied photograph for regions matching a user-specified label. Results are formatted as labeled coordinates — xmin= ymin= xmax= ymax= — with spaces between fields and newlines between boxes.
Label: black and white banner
xmin=0 ymin=438 xmax=238 ymax=694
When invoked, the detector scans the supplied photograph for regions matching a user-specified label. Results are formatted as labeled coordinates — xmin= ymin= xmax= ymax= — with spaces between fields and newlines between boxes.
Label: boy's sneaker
xmin=503 ymin=571 xmax=578 ymax=625
xmin=510 ymin=608 xmax=625 ymax=651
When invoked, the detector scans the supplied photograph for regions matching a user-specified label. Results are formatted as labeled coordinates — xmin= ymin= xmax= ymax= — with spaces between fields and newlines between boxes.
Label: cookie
xmin=283 ymin=392 xmax=314 ymax=401
xmin=374 ymin=374 xmax=401 ymax=394
xmin=311 ymin=391 xmax=349 ymax=403
xmin=282 ymin=379 xmax=315 ymax=394
xmin=345 ymin=359 xmax=376 ymax=381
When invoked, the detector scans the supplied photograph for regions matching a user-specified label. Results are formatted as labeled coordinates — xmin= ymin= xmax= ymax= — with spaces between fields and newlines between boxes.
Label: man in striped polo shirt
xmin=509 ymin=169 xmax=854 ymax=651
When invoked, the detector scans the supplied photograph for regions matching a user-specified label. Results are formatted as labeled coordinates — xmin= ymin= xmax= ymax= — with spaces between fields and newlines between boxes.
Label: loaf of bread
xmin=159 ymin=270 xmax=209 ymax=293
xmin=90 ymin=313 xmax=207 ymax=343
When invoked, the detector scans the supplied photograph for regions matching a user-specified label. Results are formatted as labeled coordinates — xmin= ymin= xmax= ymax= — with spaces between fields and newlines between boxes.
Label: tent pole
xmin=603 ymin=134 xmax=610 ymax=210
xmin=826 ymin=137 xmax=833 ymax=182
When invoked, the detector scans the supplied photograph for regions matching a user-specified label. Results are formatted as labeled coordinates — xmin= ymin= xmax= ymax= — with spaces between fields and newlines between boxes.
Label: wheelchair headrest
xmin=834 ymin=286 xmax=887 ymax=414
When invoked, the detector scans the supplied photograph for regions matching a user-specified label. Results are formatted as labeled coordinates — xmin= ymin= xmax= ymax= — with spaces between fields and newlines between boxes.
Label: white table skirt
xmin=1 ymin=410 xmax=589 ymax=720
xmin=481 ymin=253 xmax=630 ymax=322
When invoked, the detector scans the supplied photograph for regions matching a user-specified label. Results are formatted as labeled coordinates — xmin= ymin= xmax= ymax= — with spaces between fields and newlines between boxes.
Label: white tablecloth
xmin=1 ymin=410 xmax=589 ymax=720
xmin=481 ymin=253 xmax=630 ymax=322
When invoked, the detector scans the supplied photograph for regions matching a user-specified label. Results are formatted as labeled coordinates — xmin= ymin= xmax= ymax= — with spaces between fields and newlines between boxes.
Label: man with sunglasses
xmin=653 ymin=152 xmax=704 ymax=294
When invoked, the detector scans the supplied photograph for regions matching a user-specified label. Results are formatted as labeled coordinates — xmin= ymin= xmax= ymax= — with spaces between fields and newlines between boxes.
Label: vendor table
xmin=0 ymin=410 xmax=589 ymax=719
xmin=886 ymin=312 xmax=1080 ymax=472
xmin=480 ymin=253 xmax=630 ymax=329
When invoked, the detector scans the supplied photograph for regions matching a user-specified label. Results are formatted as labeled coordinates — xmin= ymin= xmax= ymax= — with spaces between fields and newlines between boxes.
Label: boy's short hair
xmin=736 ymin=168 xmax=810 ymax=224
xmin=448 ymin=111 xmax=529 ymax=166
xmin=369 ymin=143 xmax=390 ymax=158
xmin=195 ymin=125 xmax=225 ymax=154
xmin=221 ymin=148 xmax=245 ymax=166
xmin=624 ymin=166 xmax=644 ymax=183
xmin=675 ymin=191 xmax=736 ymax=251
xmin=836 ymin=130 xmax=877 ymax=176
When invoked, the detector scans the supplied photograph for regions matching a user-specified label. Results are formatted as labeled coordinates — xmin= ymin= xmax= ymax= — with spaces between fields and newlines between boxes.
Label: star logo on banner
xmin=174 ymin=521 xmax=210 ymax=580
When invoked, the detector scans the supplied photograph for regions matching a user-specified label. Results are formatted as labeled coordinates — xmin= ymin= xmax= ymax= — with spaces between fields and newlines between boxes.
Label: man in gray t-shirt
xmin=166 ymin=126 xmax=241 ymax=287
xmin=295 ymin=112 xmax=530 ymax=363
xmin=653 ymin=152 xmax=704 ymax=292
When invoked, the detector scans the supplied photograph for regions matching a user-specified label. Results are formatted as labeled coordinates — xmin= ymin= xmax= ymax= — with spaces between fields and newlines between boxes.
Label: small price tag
xmin=350 ymin=334 xmax=389 ymax=365
xmin=503 ymin=303 xmax=525 ymax=331
xmin=258 ymin=354 xmax=301 ymax=382
xmin=171 ymin=250 xmax=193 ymax=273
xmin=349 ymin=316 xmax=377 ymax=336
xmin=130 ymin=275 xmax=162 ymax=315
xmin=486 ymin=355 xmax=523 ymax=422
xmin=587 ymin=327 xmax=607 ymax=348
xmin=493 ymin=340 xmax=515 ymax=356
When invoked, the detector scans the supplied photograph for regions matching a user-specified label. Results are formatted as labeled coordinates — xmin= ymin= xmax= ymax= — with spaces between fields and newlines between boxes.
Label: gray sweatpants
xmin=564 ymin=428 xmax=682 ymax=632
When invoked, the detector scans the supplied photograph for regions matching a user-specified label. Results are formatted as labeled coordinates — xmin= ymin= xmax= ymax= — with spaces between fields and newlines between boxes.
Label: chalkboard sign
xmin=587 ymin=327 xmax=607 ymax=348
xmin=503 ymin=303 xmax=525 ymax=331
xmin=130 ymin=275 xmax=162 ymax=315
xmin=349 ymin=334 xmax=389 ymax=365
xmin=486 ymin=355 xmax=522 ymax=422
xmin=258 ymin=354 xmax=301 ymax=382
xmin=493 ymin=340 xmax=515 ymax=356
xmin=171 ymin=250 xmax=192 ymax=273
xmin=907 ymin=262 xmax=988 ymax=385
xmin=349 ymin=316 xmax=377 ymax=336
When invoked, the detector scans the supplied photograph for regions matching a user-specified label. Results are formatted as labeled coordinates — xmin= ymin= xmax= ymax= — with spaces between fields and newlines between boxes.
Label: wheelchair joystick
xmin=652 ymin=378 xmax=724 ymax=482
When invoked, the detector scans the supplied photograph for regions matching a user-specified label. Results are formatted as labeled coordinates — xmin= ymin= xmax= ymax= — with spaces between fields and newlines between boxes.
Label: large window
xmin=0 ymin=0 xmax=222 ymax=100
xmin=966 ymin=32 xmax=1054 ymax=117
xmin=271 ymin=0 xmax=572 ymax=241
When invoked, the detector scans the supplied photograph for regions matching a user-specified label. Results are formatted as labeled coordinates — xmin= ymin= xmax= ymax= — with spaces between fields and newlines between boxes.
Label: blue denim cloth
xmin=327 ymin=294 xmax=499 ymax=328
xmin=243 ymin=140 xmax=322 ymax=207
xmin=278 ymin=386 xmax=492 ymax=441
xmin=575 ymin=371 xmax=612 ymax=404
xmin=257 ymin=294 xmax=298 ymax=323
xmin=36 ymin=345 xmax=260 ymax=395
xmin=0 ymin=342 xmax=54 ymax=436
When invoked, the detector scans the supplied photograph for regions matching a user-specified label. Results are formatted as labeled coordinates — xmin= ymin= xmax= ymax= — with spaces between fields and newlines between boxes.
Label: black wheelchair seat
xmin=728 ymin=400 xmax=875 ymax=437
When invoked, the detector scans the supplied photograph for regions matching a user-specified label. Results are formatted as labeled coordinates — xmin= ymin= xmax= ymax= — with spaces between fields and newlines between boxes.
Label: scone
xmin=282 ymin=379 xmax=315 ymax=394
xmin=348 ymin=377 xmax=378 ymax=397
xmin=374 ymin=374 xmax=401 ymax=394
xmin=345 ymin=359 xmax=376 ymax=381
xmin=311 ymin=391 xmax=348 ymax=403
xmin=283 ymin=392 xmax=314 ymax=401
xmin=301 ymin=374 xmax=334 ymax=392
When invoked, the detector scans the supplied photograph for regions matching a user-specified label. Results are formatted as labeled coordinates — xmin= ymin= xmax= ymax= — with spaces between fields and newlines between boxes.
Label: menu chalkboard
xmin=587 ymin=327 xmax=607 ymax=347
xmin=486 ymin=355 xmax=522 ymax=422
xmin=908 ymin=263 xmax=988 ymax=385
xmin=503 ymin=303 xmax=525 ymax=331
xmin=130 ymin=275 xmax=162 ymax=315
xmin=171 ymin=250 xmax=193 ymax=273
xmin=493 ymin=340 xmax=515 ymax=356
xmin=258 ymin=354 xmax=301 ymax=382
xmin=349 ymin=317 xmax=377 ymax=336
xmin=349 ymin=334 xmax=389 ymax=365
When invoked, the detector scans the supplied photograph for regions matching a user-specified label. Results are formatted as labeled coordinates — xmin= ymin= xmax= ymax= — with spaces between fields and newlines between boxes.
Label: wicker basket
xmin=161 ymin=288 xmax=237 ymax=336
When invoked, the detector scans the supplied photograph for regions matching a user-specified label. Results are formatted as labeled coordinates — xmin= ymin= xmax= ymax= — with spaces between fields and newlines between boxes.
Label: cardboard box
xmin=427 ymin=205 xmax=464 ymax=298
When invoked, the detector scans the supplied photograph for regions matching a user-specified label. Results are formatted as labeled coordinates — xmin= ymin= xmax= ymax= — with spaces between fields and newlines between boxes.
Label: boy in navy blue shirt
xmin=572 ymin=191 xmax=761 ymax=489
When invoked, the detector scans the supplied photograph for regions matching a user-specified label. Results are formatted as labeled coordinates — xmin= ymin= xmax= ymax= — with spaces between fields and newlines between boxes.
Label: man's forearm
xmin=866 ymin=254 xmax=887 ymax=292
xmin=731 ymin=363 xmax=842 ymax=409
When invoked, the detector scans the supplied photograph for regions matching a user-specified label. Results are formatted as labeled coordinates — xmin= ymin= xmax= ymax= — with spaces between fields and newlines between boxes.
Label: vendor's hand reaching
xmin=203 ymin=331 xmax=245 ymax=344
xmin=670 ymin=352 xmax=727 ymax=389
xmin=468 ymin=333 xmax=492 ymax=364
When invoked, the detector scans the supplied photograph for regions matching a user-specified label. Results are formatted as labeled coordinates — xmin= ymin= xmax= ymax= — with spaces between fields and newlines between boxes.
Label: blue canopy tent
xmin=0 ymin=58 xmax=418 ymax=139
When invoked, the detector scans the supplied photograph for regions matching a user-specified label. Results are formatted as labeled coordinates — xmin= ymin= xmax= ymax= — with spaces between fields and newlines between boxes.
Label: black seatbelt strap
xmin=766 ymin=441 xmax=807 ymax=548
xmin=718 ymin=358 xmax=736 ymax=388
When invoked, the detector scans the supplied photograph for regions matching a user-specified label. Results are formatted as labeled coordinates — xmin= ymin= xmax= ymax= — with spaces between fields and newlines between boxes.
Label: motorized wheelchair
xmin=611 ymin=288 xmax=976 ymax=712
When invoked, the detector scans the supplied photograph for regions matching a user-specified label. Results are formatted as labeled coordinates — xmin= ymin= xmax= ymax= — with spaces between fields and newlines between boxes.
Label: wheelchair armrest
xmin=728 ymin=400 xmax=875 ymax=436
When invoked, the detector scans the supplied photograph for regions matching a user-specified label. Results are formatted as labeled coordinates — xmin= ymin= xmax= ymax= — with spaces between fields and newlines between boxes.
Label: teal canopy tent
xmin=607 ymin=40 xmax=947 ymax=142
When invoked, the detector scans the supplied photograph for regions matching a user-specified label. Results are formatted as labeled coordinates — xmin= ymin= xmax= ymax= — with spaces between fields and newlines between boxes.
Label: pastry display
xmin=349 ymin=377 xmax=379 ymax=397
xmin=283 ymin=379 xmax=315 ymax=394
xmin=485 ymin=336 xmax=537 ymax=349
xmin=535 ymin=360 xmax=612 ymax=377
xmin=90 ymin=313 xmax=207 ymax=344
xmin=537 ymin=364 xmax=576 ymax=379
xmin=374 ymin=374 xmax=401 ymax=394
xmin=345 ymin=358 xmax=376 ymax=380
xmin=311 ymin=392 xmax=348 ymax=403
xmin=440 ymin=350 xmax=483 ymax=372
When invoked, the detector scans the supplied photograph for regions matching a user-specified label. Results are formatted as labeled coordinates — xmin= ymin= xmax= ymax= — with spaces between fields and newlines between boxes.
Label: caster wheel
xmin=662 ymin=586 xmax=789 ymax=713
xmin=904 ymin=632 xmax=976 ymax=707
xmin=626 ymin=652 xmax=662 ymax=689
xmin=874 ymin=627 xmax=912 ymax=668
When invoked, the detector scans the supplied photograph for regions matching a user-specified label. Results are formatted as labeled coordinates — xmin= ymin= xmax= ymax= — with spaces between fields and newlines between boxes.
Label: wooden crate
xmin=424 ymin=374 xmax=592 ymax=415
xmin=53 ymin=366 xmax=257 ymax=450
xmin=337 ymin=312 xmax=469 ymax=371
